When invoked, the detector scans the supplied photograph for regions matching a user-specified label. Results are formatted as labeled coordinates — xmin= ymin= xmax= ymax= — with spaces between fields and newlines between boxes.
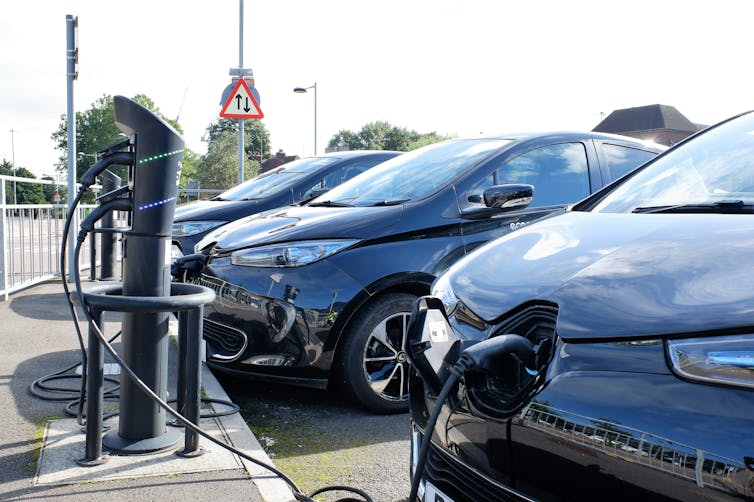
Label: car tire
xmin=338 ymin=293 xmax=417 ymax=414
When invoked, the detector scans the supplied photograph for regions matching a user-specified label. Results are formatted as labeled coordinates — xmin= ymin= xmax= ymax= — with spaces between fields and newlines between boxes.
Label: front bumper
xmin=196 ymin=255 xmax=366 ymax=382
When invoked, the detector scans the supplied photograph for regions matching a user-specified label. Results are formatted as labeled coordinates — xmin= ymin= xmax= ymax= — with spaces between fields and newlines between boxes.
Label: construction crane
xmin=175 ymin=87 xmax=189 ymax=122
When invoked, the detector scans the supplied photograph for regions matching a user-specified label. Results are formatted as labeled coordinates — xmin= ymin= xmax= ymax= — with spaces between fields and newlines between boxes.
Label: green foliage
xmin=327 ymin=121 xmax=450 ymax=152
xmin=179 ymin=149 xmax=201 ymax=189
xmin=0 ymin=160 xmax=45 ymax=204
xmin=196 ymin=129 xmax=260 ymax=190
xmin=204 ymin=118 xmax=270 ymax=161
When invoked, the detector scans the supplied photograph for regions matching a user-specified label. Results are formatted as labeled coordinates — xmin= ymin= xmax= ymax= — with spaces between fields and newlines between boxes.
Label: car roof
xmin=465 ymin=131 xmax=666 ymax=151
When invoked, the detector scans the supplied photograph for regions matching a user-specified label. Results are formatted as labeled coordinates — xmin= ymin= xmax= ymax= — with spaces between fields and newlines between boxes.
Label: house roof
xmin=593 ymin=104 xmax=700 ymax=134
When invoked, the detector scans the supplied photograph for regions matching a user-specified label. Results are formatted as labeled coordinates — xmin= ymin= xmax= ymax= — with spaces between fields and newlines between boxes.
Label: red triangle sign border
xmin=219 ymin=79 xmax=264 ymax=119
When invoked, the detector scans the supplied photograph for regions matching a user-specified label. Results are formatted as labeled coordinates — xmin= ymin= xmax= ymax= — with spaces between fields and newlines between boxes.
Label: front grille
xmin=203 ymin=318 xmax=248 ymax=361
xmin=423 ymin=443 xmax=520 ymax=502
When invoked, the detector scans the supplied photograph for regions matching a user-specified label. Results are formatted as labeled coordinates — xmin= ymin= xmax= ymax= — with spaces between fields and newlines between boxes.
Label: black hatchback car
xmin=171 ymin=150 xmax=400 ymax=257
xmin=189 ymin=132 xmax=663 ymax=413
xmin=408 ymin=112 xmax=754 ymax=500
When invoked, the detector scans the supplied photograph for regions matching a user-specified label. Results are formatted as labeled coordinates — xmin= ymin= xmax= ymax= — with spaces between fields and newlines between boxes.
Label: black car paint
xmin=408 ymin=205 xmax=754 ymax=494
xmin=172 ymin=151 xmax=400 ymax=254
xmin=194 ymin=132 xmax=663 ymax=401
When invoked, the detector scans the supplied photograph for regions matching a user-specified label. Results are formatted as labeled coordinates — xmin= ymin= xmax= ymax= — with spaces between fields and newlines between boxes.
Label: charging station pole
xmin=102 ymin=96 xmax=184 ymax=453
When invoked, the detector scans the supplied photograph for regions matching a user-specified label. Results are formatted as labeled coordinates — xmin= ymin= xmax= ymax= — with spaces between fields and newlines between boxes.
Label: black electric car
xmin=171 ymin=150 xmax=400 ymax=257
xmin=407 ymin=111 xmax=754 ymax=500
xmin=190 ymin=132 xmax=663 ymax=413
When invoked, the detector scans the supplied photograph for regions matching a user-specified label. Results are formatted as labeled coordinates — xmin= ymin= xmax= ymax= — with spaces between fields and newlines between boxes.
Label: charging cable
xmin=60 ymin=177 xmax=373 ymax=501
xmin=408 ymin=334 xmax=536 ymax=502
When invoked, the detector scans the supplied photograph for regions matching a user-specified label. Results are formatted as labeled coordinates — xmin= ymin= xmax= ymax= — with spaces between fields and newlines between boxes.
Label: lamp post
xmin=293 ymin=83 xmax=317 ymax=155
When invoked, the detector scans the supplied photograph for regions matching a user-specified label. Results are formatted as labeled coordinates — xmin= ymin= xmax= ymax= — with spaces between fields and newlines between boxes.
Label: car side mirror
xmin=483 ymin=184 xmax=534 ymax=210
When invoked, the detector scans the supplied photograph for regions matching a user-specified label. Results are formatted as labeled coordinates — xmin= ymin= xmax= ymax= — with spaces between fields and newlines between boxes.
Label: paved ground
xmin=0 ymin=279 xmax=295 ymax=501
xmin=219 ymin=374 xmax=412 ymax=501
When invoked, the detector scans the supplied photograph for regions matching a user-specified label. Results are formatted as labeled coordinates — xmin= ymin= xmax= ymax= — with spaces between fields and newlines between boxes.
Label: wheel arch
xmin=327 ymin=272 xmax=434 ymax=373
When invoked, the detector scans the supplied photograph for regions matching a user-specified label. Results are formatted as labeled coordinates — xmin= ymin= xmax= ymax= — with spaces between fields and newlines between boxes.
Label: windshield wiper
xmin=632 ymin=200 xmax=753 ymax=214
xmin=371 ymin=199 xmax=410 ymax=206
xmin=308 ymin=200 xmax=354 ymax=207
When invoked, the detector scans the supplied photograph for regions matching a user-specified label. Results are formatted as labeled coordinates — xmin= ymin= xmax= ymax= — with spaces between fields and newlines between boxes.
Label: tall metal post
xmin=237 ymin=0 xmax=245 ymax=185
xmin=10 ymin=129 xmax=16 ymax=206
xmin=313 ymin=82 xmax=318 ymax=155
xmin=66 ymin=15 xmax=77 ymax=280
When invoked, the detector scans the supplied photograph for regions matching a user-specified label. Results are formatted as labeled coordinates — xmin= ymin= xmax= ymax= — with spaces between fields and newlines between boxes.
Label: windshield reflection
xmin=317 ymin=139 xmax=511 ymax=206
xmin=218 ymin=157 xmax=339 ymax=201
xmin=593 ymin=112 xmax=754 ymax=213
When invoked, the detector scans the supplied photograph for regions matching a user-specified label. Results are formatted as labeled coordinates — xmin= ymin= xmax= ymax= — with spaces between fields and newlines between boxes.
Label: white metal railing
xmin=0 ymin=175 xmax=108 ymax=300
xmin=178 ymin=188 xmax=224 ymax=204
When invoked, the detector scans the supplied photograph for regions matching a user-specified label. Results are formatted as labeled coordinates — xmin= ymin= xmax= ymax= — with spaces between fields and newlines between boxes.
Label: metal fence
xmin=0 ymin=175 xmax=116 ymax=300
xmin=177 ymin=188 xmax=224 ymax=205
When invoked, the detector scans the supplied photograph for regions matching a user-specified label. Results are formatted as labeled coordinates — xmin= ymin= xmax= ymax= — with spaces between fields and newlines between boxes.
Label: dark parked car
xmin=189 ymin=132 xmax=663 ymax=413
xmin=407 ymin=112 xmax=754 ymax=500
xmin=171 ymin=150 xmax=400 ymax=257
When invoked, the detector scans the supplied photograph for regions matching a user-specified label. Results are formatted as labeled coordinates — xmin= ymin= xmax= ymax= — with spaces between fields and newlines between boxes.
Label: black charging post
xmin=100 ymin=96 xmax=184 ymax=453
xmin=97 ymin=169 xmax=122 ymax=280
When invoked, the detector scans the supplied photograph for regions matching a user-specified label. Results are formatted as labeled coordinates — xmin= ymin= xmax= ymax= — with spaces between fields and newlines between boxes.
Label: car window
xmin=300 ymin=158 xmax=388 ymax=200
xmin=590 ymin=112 xmax=754 ymax=213
xmin=468 ymin=142 xmax=590 ymax=207
xmin=318 ymin=139 xmax=511 ymax=206
xmin=219 ymin=157 xmax=340 ymax=201
xmin=602 ymin=143 xmax=658 ymax=180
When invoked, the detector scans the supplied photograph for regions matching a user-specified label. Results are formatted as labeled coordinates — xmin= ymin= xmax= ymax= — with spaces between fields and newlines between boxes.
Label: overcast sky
xmin=1 ymin=0 xmax=752 ymax=179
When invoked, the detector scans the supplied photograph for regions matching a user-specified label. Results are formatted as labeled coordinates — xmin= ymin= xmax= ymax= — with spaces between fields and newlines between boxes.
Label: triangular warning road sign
xmin=220 ymin=79 xmax=264 ymax=119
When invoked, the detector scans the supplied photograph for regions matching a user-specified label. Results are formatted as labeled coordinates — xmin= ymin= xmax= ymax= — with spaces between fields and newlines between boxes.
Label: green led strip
xmin=138 ymin=149 xmax=183 ymax=165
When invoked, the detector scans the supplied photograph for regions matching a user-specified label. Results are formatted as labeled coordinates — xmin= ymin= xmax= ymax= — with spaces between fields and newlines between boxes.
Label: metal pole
xmin=237 ymin=0 xmax=244 ymax=185
xmin=239 ymin=120 xmax=244 ymax=185
xmin=99 ymin=170 xmax=121 ymax=280
xmin=78 ymin=306 xmax=108 ymax=466
xmin=313 ymin=83 xmax=318 ymax=155
xmin=10 ymin=129 xmax=16 ymax=206
xmin=0 ymin=180 xmax=7 ymax=300
xmin=66 ymin=15 xmax=77 ymax=280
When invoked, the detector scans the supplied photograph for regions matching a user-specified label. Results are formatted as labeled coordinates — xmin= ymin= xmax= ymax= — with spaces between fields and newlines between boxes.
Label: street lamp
xmin=293 ymin=83 xmax=317 ymax=155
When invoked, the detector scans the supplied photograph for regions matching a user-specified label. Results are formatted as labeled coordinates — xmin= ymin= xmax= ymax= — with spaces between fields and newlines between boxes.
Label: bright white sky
xmin=1 ymin=0 xmax=752 ymax=179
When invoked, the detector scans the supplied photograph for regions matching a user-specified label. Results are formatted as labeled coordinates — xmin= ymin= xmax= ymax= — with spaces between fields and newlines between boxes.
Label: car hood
xmin=174 ymin=199 xmax=268 ymax=221
xmin=449 ymin=211 xmax=754 ymax=341
xmin=201 ymin=204 xmax=404 ymax=251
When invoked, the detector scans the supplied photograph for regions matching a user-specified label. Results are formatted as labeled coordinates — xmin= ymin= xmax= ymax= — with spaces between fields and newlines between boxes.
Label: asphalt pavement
xmin=0 ymin=279 xmax=295 ymax=501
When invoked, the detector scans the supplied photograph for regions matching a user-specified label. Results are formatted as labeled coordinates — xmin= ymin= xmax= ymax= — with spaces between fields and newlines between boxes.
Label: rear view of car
xmin=408 ymin=111 xmax=754 ymax=500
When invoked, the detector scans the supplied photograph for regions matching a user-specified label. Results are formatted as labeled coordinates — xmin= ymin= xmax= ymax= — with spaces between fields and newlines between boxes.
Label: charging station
xmin=67 ymin=96 xmax=215 ymax=461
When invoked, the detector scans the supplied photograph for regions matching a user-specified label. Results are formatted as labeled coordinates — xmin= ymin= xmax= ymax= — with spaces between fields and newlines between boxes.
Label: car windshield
xmin=216 ymin=157 xmax=341 ymax=201
xmin=311 ymin=139 xmax=511 ymax=207
xmin=591 ymin=112 xmax=754 ymax=213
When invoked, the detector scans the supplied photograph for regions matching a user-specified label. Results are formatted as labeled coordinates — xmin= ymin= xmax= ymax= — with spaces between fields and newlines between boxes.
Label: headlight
xmin=172 ymin=220 xmax=226 ymax=237
xmin=431 ymin=272 xmax=459 ymax=315
xmin=667 ymin=334 xmax=754 ymax=389
xmin=231 ymin=239 xmax=359 ymax=267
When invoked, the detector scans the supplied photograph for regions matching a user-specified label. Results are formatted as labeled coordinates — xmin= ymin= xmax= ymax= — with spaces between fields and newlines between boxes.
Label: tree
xmin=327 ymin=121 xmax=449 ymax=152
xmin=203 ymin=118 xmax=270 ymax=161
xmin=51 ymin=94 xmax=184 ymax=187
xmin=179 ymin=149 xmax=201 ymax=190
xmin=0 ymin=160 xmax=45 ymax=204
xmin=196 ymin=129 xmax=260 ymax=190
